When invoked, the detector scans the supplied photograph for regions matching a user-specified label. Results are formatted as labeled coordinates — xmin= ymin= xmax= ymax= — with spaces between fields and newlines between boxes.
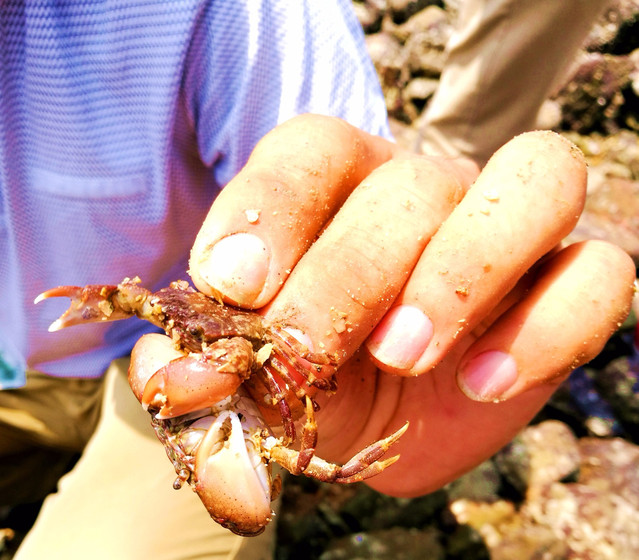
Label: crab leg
xmin=269 ymin=327 xmax=338 ymax=393
xmin=37 ymin=280 xmax=256 ymax=419
xmin=292 ymin=396 xmax=319 ymax=474
xmin=334 ymin=422 xmax=408 ymax=481
xmin=261 ymin=363 xmax=297 ymax=441
xmin=266 ymin=421 xmax=409 ymax=483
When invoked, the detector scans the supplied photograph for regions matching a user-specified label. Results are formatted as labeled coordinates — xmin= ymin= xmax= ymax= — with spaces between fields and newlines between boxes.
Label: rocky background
xmin=275 ymin=1 xmax=639 ymax=559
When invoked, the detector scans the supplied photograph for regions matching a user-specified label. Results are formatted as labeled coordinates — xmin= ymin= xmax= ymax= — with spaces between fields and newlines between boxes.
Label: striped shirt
xmin=0 ymin=0 xmax=390 ymax=388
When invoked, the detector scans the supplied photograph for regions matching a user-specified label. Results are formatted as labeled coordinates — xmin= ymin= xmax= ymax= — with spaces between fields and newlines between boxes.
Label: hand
xmin=187 ymin=114 xmax=635 ymax=497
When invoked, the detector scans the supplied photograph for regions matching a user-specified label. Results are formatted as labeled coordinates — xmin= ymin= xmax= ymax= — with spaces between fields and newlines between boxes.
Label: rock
xmin=386 ymin=5 xmax=452 ymax=45
xmin=559 ymin=130 xmax=639 ymax=260
xmin=534 ymin=99 xmax=563 ymax=130
xmin=570 ymin=175 xmax=639 ymax=261
xmin=494 ymin=421 xmax=581 ymax=498
xmin=584 ymin=0 xmax=639 ymax=52
xmin=449 ymin=499 xmax=516 ymax=533
xmin=403 ymin=76 xmax=439 ymax=99
xmin=387 ymin=0 xmax=435 ymax=24
xmin=352 ymin=0 xmax=384 ymax=33
xmin=564 ymin=129 xmax=639 ymax=181
xmin=584 ymin=0 xmax=639 ymax=53
xmin=444 ymin=523 xmax=489 ymax=559
xmin=365 ymin=4 xmax=453 ymax=120
xmin=337 ymin=486 xmax=448 ymax=532
xmin=446 ymin=459 xmax=502 ymax=503
xmin=630 ymin=47 xmax=639 ymax=100
xmin=365 ymin=31 xmax=407 ymax=95
xmin=0 ymin=528 xmax=16 ymax=555
xmin=578 ymin=437 xmax=639 ymax=508
xmin=554 ymin=52 xmax=634 ymax=133
xmin=365 ymin=30 xmax=405 ymax=72
xmin=596 ymin=356 xmax=639 ymax=438
xmin=523 ymin=482 xmax=639 ymax=559
xmin=441 ymin=0 xmax=461 ymax=21
xmin=403 ymin=30 xmax=448 ymax=77
xmin=364 ymin=32 xmax=411 ymax=119
xmin=449 ymin=498 xmax=568 ymax=559
xmin=450 ymin=436 xmax=639 ymax=559
xmin=320 ymin=526 xmax=444 ymax=560
xmin=565 ymin=367 xmax=621 ymax=437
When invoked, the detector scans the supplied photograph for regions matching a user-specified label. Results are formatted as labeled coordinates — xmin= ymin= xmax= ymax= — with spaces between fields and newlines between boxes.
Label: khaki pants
xmin=420 ymin=0 xmax=612 ymax=166
xmin=2 ymin=361 xmax=276 ymax=560
xmin=0 ymin=371 xmax=103 ymax=508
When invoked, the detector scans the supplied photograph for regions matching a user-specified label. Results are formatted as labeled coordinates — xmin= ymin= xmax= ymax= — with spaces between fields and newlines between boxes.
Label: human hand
xmin=184 ymin=114 xmax=635 ymax=497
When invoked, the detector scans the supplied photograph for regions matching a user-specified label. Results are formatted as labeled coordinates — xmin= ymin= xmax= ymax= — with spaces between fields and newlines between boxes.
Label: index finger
xmin=189 ymin=114 xmax=398 ymax=308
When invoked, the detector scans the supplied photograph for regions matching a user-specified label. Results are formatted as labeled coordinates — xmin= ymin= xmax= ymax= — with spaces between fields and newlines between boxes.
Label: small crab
xmin=36 ymin=278 xmax=407 ymax=536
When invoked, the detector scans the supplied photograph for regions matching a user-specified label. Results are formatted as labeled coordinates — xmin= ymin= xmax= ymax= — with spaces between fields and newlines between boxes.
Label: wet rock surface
xmin=275 ymin=2 xmax=639 ymax=559
xmin=451 ymin=434 xmax=639 ymax=560
xmin=359 ymin=0 xmax=639 ymax=261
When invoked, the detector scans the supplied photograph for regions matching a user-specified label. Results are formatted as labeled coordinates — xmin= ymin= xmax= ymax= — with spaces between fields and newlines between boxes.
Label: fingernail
xmin=366 ymin=305 xmax=433 ymax=370
xmin=198 ymin=233 xmax=269 ymax=305
xmin=458 ymin=351 xmax=518 ymax=402
xmin=282 ymin=327 xmax=314 ymax=351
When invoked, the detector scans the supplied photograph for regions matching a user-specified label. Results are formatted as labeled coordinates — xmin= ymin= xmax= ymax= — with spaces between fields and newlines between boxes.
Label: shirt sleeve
xmin=181 ymin=0 xmax=391 ymax=187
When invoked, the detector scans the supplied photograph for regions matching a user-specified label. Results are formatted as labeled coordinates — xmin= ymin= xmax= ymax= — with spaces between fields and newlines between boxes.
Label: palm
xmin=314 ymin=343 xmax=554 ymax=497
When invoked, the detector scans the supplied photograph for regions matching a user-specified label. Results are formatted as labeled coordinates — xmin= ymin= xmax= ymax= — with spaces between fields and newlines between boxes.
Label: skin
xmin=139 ymin=114 xmax=636 ymax=498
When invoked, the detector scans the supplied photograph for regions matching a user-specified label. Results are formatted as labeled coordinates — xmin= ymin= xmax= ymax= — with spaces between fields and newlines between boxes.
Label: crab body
xmin=36 ymin=277 xmax=407 ymax=536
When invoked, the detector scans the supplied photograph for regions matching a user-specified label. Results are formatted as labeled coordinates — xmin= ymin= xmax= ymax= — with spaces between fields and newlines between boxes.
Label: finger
xmin=456 ymin=240 xmax=636 ymax=402
xmin=189 ymin=114 xmax=398 ymax=308
xmin=264 ymin=155 xmax=478 ymax=364
xmin=367 ymin=130 xmax=588 ymax=375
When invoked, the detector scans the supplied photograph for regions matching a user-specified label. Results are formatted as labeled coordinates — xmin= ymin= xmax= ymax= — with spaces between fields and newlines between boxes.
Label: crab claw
xmin=192 ymin=409 xmax=274 ymax=536
xmin=36 ymin=285 xmax=119 ymax=331
xmin=34 ymin=279 xmax=153 ymax=331
xmin=129 ymin=333 xmax=252 ymax=419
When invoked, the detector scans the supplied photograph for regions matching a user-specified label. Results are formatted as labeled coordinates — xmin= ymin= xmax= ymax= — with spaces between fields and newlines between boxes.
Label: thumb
xmin=189 ymin=114 xmax=397 ymax=308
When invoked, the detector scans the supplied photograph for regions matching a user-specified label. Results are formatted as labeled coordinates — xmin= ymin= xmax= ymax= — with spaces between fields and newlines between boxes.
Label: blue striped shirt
xmin=0 ymin=0 xmax=390 ymax=388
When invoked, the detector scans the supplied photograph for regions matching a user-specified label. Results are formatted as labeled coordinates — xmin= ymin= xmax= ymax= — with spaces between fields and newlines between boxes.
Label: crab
xmin=36 ymin=278 xmax=408 ymax=536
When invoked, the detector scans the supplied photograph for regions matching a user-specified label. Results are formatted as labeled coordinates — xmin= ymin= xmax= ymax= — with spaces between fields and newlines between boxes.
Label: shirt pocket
xmin=29 ymin=167 xmax=149 ymax=199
